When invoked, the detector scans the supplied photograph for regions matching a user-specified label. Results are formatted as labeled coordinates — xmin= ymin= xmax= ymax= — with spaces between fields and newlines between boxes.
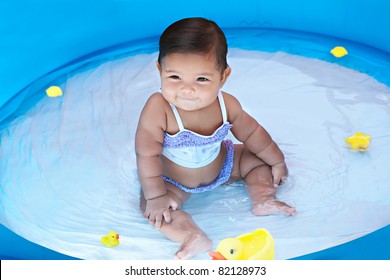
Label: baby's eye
xmin=169 ymin=75 xmax=180 ymax=80
xmin=197 ymin=77 xmax=209 ymax=82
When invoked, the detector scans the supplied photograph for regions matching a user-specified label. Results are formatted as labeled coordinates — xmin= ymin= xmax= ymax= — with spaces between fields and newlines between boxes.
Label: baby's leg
xmin=246 ymin=163 xmax=296 ymax=216
xmin=140 ymin=183 xmax=212 ymax=259
xmin=234 ymin=145 xmax=296 ymax=216
xmin=160 ymin=209 xmax=212 ymax=260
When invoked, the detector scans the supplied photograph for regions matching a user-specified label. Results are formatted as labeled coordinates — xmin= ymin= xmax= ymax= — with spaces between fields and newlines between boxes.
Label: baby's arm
xmin=135 ymin=94 xmax=178 ymax=228
xmin=226 ymin=93 xmax=288 ymax=187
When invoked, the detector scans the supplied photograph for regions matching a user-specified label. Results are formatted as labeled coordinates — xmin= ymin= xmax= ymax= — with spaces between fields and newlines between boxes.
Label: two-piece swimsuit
xmin=162 ymin=91 xmax=234 ymax=193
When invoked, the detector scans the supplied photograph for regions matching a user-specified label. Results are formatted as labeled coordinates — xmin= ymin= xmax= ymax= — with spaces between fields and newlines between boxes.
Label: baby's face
xmin=158 ymin=52 xmax=230 ymax=111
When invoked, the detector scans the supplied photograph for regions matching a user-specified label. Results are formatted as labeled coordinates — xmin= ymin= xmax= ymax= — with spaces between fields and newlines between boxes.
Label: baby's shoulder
xmin=221 ymin=91 xmax=242 ymax=110
xmin=146 ymin=92 xmax=168 ymax=105
xmin=143 ymin=92 xmax=170 ymax=111
xmin=141 ymin=92 xmax=170 ymax=119
xmin=221 ymin=91 xmax=245 ymax=123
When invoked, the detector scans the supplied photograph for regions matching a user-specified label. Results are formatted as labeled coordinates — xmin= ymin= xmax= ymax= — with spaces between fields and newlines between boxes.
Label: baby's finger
xmin=163 ymin=209 xmax=172 ymax=224
xmin=154 ymin=214 xmax=163 ymax=229
xmin=143 ymin=210 xmax=150 ymax=220
xmin=273 ymin=175 xmax=281 ymax=187
xmin=170 ymin=200 xmax=179 ymax=211
xmin=148 ymin=212 xmax=156 ymax=224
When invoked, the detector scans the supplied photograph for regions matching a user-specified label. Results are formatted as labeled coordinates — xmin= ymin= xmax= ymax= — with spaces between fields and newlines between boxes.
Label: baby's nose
xmin=180 ymin=83 xmax=195 ymax=94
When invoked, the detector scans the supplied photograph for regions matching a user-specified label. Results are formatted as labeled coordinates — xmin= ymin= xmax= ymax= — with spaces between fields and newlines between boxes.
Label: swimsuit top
xmin=162 ymin=91 xmax=233 ymax=168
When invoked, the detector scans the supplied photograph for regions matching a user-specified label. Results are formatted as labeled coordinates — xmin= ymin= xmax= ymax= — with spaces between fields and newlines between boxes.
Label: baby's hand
xmin=271 ymin=162 xmax=288 ymax=187
xmin=144 ymin=194 xmax=178 ymax=229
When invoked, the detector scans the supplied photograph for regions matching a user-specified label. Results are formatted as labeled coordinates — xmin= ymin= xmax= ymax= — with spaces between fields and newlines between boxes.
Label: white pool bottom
xmin=1 ymin=49 xmax=390 ymax=259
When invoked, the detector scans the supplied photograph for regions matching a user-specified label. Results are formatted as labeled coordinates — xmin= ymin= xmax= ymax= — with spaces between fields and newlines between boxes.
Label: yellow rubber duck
xmin=330 ymin=46 xmax=348 ymax=58
xmin=209 ymin=228 xmax=274 ymax=260
xmin=101 ymin=231 xmax=120 ymax=247
xmin=46 ymin=86 xmax=63 ymax=97
xmin=345 ymin=132 xmax=371 ymax=151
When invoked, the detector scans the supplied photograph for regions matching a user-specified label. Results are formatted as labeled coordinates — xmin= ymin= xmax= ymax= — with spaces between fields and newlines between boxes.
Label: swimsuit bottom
xmin=162 ymin=139 xmax=234 ymax=193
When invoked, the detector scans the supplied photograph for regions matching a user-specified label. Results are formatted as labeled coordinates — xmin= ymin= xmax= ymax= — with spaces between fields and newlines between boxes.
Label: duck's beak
xmin=116 ymin=234 xmax=119 ymax=240
xmin=209 ymin=251 xmax=227 ymax=260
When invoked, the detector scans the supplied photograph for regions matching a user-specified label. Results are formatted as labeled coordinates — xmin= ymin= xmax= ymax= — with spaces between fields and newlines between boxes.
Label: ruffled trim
xmin=163 ymin=123 xmax=233 ymax=148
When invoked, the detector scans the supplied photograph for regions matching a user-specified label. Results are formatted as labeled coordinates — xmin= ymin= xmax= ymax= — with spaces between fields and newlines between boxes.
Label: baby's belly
xmin=161 ymin=144 xmax=226 ymax=188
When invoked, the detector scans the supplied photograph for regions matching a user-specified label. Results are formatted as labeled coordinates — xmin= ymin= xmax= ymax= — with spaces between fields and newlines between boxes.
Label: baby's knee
xmin=239 ymin=149 xmax=267 ymax=177
xmin=169 ymin=208 xmax=194 ymax=224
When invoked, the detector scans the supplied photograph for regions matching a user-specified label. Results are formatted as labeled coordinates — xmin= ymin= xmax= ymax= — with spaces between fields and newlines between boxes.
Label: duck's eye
xmin=230 ymin=249 xmax=235 ymax=255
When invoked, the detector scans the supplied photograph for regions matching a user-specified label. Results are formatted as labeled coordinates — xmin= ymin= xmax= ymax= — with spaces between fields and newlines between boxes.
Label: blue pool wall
xmin=1 ymin=0 xmax=390 ymax=259
xmin=1 ymin=0 xmax=390 ymax=108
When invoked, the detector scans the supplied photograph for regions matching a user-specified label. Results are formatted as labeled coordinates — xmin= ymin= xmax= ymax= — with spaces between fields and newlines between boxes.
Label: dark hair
xmin=158 ymin=18 xmax=228 ymax=72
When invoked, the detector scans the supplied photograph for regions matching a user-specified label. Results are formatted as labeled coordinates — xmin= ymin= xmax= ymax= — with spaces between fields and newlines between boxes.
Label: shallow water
xmin=1 ymin=44 xmax=390 ymax=259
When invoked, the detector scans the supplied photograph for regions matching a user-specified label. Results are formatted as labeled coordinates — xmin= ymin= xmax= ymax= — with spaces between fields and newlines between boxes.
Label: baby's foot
xmin=174 ymin=233 xmax=212 ymax=260
xmin=252 ymin=199 xmax=296 ymax=216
